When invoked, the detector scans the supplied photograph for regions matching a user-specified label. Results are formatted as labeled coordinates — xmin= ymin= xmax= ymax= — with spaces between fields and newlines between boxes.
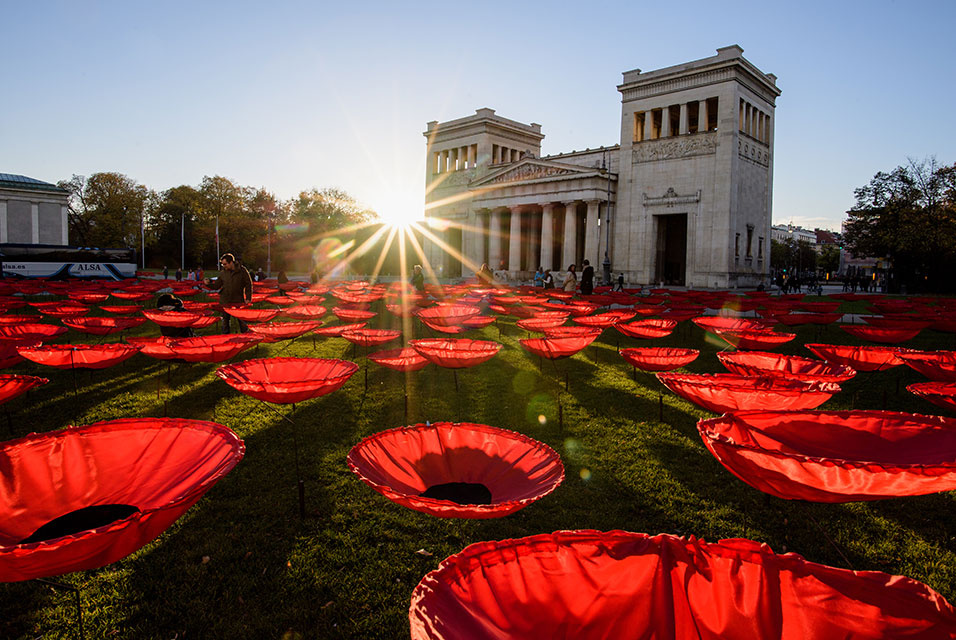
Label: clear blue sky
xmin=4 ymin=0 xmax=954 ymax=231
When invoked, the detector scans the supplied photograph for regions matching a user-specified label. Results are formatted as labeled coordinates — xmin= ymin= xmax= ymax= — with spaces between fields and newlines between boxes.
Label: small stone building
xmin=0 ymin=174 xmax=70 ymax=245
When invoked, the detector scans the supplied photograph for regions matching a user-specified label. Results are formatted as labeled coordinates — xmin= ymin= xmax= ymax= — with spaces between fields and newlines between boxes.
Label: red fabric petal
xmin=658 ymin=373 xmax=839 ymax=413
xmin=217 ymin=357 xmax=358 ymax=404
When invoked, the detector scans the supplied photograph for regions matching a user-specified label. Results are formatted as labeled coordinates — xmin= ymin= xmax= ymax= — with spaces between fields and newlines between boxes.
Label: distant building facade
xmin=0 ymin=174 xmax=69 ymax=245
xmin=423 ymin=45 xmax=780 ymax=288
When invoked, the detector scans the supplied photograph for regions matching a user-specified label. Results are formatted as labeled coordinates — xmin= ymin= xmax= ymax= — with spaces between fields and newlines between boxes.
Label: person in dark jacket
xmin=204 ymin=253 xmax=253 ymax=333
xmin=580 ymin=259 xmax=594 ymax=296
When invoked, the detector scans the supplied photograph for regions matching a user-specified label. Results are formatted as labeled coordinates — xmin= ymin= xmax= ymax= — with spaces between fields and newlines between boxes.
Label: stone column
xmin=31 ymin=203 xmax=39 ymax=244
xmin=540 ymin=203 xmax=554 ymax=272
xmin=489 ymin=209 xmax=503 ymax=270
xmin=698 ymin=99 xmax=708 ymax=133
xmin=583 ymin=200 xmax=600 ymax=266
xmin=679 ymin=103 xmax=689 ymax=134
xmin=661 ymin=106 xmax=671 ymax=137
xmin=562 ymin=201 xmax=577 ymax=269
xmin=643 ymin=111 xmax=654 ymax=141
xmin=508 ymin=206 xmax=523 ymax=272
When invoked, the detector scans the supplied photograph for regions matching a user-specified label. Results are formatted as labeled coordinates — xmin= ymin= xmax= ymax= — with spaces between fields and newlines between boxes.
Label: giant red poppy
xmin=348 ymin=422 xmax=563 ymax=519
xmin=861 ymin=316 xmax=933 ymax=331
xmin=0 ymin=375 xmax=48 ymax=405
xmin=0 ymin=323 xmax=68 ymax=341
xmin=657 ymin=373 xmax=840 ymax=413
xmin=217 ymin=357 xmax=358 ymax=404
xmin=368 ymin=347 xmax=429 ymax=372
xmin=615 ymin=318 xmax=677 ymax=339
xmin=409 ymin=530 xmax=956 ymax=639
xmin=61 ymin=316 xmax=146 ymax=336
xmin=100 ymin=305 xmax=143 ymax=315
xmin=897 ymin=351 xmax=956 ymax=382
xmin=142 ymin=310 xmax=209 ymax=328
xmin=519 ymin=335 xmax=598 ymax=359
xmin=572 ymin=313 xmax=626 ymax=329
xmin=416 ymin=305 xmax=481 ymax=327
xmin=543 ymin=326 xmax=602 ymax=339
xmin=409 ymin=339 xmax=501 ymax=369
xmin=774 ymin=312 xmax=843 ymax=326
xmin=164 ymin=335 xmax=261 ymax=363
xmin=420 ymin=319 xmax=467 ymax=334
xmin=908 ymin=382 xmax=956 ymax=412
xmin=840 ymin=325 xmax=921 ymax=344
xmin=35 ymin=304 xmax=91 ymax=318
xmin=718 ymin=351 xmax=857 ymax=384
xmin=0 ymin=418 xmax=243 ymax=582
xmin=621 ymin=347 xmax=699 ymax=372
xmin=248 ymin=321 xmax=322 ymax=342
xmin=110 ymin=291 xmax=152 ymax=301
xmin=17 ymin=344 xmax=142 ymax=369
xmin=460 ymin=315 xmax=495 ymax=329
xmin=313 ymin=322 xmax=368 ymax=337
xmin=282 ymin=305 xmax=327 ymax=320
xmin=698 ymin=410 xmax=956 ymax=502
xmin=340 ymin=328 xmax=401 ymax=347
xmin=715 ymin=329 xmax=797 ymax=350
xmin=691 ymin=316 xmax=767 ymax=333
xmin=68 ymin=292 xmax=109 ymax=305
xmin=332 ymin=307 xmax=378 ymax=322
xmin=224 ymin=307 xmax=280 ymax=323
xmin=805 ymin=343 xmax=908 ymax=372
xmin=0 ymin=315 xmax=33 ymax=325
xmin=516 ymin=317 xmax=567 ymax=332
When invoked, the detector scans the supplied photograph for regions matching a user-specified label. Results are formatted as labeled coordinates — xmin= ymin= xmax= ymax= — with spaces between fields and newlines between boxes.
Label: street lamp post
xmin=602 ymin=150 xmax=613 ymax=285
xmin=180 ymin=212 xmax=185 ymax=271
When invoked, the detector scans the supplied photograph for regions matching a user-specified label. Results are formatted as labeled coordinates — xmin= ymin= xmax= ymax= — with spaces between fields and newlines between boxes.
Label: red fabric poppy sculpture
xmin=0 ymin=375 xmax=48 ymax=405
xmin=519 ymin=335 xmax=598 ymax=360
xmin=410 ymin=530 xmax=956 ymax=639
xmin=0 ymin=418 xmax=243 ymax=582
xmin=718 ymin=351 xmax=857 ymax=384
xmin=621 ymin=348 xmax=699 ymax=372
xmin=409 ymin=339 xmax=501 ymax=369
xmin=61 ymin=316 xmax=146 ymax=336
xmin=657 ymin=373 xmax=840 ymax=413
xmin=897 ymin=351 xmax=956 ymax=382
xmin=17 ymin=344 xmax=142 ymax=370
xmin=217 ymin=357 xmax=358 ymax=404
xmin=908 ymin=382 xmax=956 ymax=412
xmin=698 ymin=410 xmax=956 ymax=502
xmin=805 ymin=343 xmax=907 ymax=372
xmin=348 ymin=422 xmax=564 ymax=518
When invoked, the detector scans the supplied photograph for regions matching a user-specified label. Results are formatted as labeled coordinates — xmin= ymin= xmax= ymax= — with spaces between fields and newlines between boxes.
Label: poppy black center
xmin=20 ymin=504 xmax=140 ymax=544
xmin=420 ymin=482 xmax=492 ymax=505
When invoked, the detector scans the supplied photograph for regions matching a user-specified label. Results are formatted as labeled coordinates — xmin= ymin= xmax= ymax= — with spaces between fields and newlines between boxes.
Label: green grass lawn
xmin=1 ymin=292 xmax=955 ymax=638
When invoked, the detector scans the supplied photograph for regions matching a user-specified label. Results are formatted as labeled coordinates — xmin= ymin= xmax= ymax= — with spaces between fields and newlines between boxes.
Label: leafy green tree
xmin=58 ymin=172 xmax=149 ymax=248
xmin=844 ymin=158 xmax=956 ymax=291
xmin=819 ymin=244 xmax=840 ymax=275
xmin=149 ymin=185 xmax=202 ymax=268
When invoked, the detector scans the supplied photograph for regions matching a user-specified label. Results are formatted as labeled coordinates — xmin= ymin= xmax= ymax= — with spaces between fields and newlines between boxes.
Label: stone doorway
xmin=654 ymin=213 xmax=687 ymax=285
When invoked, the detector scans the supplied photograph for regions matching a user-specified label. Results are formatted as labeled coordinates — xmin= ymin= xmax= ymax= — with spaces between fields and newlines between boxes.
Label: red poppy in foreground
xmin=409 ymin=339 xmax=501 ymax=369
xmin=0 ymin=418 xmax=243 ymax=582
xmin=0 ymin=323 xmax=68 ymax=341
xmin=657 ymin=373 xmax=839 ymax=413
xmin=698 ymin=410 xmax=956 ymax=502
xmin=162 ymin=335 xmax=261 ymax=363
xmin=0 ymin=339 xmax=41 ymax=369
xmin=410 ymin=530 xmax=956 ymax=639
xmin=142 ymin=310 xmax=209 ymax=328
xmin=908 ymin=382 xmax=956 ymax=412
xmin=312 ymin=322 xmax=368 ymax=337
xmin=615 ymin=318 xmax=677 ymax=339
xmin=340 ymin=328 xmax=401 ymax=347
xmin=621 ymin=347 xmax=699 ymax=372
xmin=217 ymin=357 xmax=358 ymax=404
xmin=805 ymin=343 xmax=907 ymax=372
xmin=718 ymin=351 xmax=856 ymax=384
xmin=897 ymin=350 xmax=956 ymax=382
xmin=348 ymin=423 xmax=563 ymax=519
xmin=0 ymin=375 xmax=48 ymax=404
xmin=17 ymin=344 xmax=142 ymax=370
xmin=415 ymin=305 xmax=481 ymax=327
xmin=224 ymin=307 xmax=280 ymax=323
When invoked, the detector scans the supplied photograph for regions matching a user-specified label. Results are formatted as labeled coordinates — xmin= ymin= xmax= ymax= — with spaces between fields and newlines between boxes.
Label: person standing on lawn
xmin=580 ymin=259 xmax=594 ymax=295
xmin=204 ymin=253 xmax=253 ymax=333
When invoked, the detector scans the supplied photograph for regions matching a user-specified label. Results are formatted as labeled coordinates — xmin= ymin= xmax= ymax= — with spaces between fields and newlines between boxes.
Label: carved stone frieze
xmin=642 ymin=187 xmax=701 ymax=208
xmin=631 ymin=133 xmax=718 ymax=163
xmin=488 ymin=164 xmax=577 ymax=184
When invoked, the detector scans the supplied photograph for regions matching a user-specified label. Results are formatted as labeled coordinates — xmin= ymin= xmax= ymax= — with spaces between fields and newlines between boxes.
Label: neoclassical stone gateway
xmin=422 ymin=45 xmax=780 ymax=289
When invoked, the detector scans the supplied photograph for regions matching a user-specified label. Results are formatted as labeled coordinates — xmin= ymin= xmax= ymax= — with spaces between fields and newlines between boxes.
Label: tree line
xmin=56 ymin=173 xmax=416 ymax=276
xmin=843 ymin=158 xmax=956 ymax=293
